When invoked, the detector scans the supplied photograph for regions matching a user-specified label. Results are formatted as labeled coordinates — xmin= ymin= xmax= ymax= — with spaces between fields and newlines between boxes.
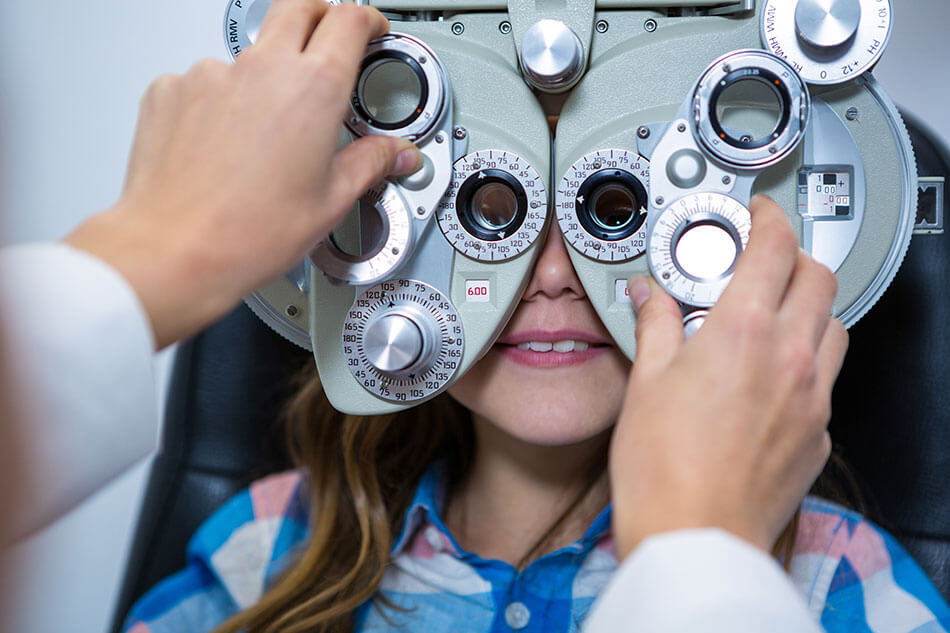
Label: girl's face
xmin=449 ymin=225 xmax=632 ymax=446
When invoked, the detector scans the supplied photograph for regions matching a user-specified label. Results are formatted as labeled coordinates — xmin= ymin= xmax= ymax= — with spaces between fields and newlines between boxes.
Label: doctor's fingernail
xmin=630 ymin=277 xmax=651 ymax=312
xmin=392 ymin=147 xmax=424 ymax=176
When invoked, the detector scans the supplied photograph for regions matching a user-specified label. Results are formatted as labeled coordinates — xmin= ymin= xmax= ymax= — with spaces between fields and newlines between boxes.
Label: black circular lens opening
xmin=576 ymin=170 xmax=647 ymax=241
xmin=708 ymin=68 xmax=792 ymax=151
xmin=352 ymin=51 xmax=428 ymax=131
xmin=457 ymin=169 xmax=528 ymax=242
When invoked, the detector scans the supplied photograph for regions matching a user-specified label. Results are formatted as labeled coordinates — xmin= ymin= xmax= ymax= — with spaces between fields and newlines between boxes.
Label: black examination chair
xmin=109 ymin=114 xmax=950 ymax=632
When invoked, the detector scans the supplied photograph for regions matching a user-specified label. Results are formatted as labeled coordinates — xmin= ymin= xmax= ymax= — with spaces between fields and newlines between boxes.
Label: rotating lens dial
xmin=692 ymin=50 xmax=809 ymax=169
xmin=556 ymin=150 xmax=650 ymax=262
xmin=438 ymin=150 xmax=546 ymax=262
xmin=311 ymin=182 xmax=412 ymax=285
xmin=648 ymin=193 xmax=751 ymax=307
xmin=347 ymin=33 xmax=449 ymax=142
xmin=761 ymin=0 xmax=893 ymax=85
xmin=343 ymin=280 xmax=463 ymax=402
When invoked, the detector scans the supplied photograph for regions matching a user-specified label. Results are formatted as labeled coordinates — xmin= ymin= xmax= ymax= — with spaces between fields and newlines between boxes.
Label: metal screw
xmin=722 ymin=175 xmax=732 ymax=185
xmin=637 ymin=126 xmax=651 ymax=139
xmin=453 ymin=126 xmax=467 ymax=140
xmin=768 ymin=145 xmax=778 ymax=154
xmin=662 ymin=272 xmax=671 ymax=280
xmin=350 ymin=117 xmax=359 ymax=125
xmin=286 ymin=305 xmax=299 ymax=317
xmin=530 ymin=201 xmax=541 ymax=209
xmin=392 ymin=247 xmax=400 ymax=255
xmin=740 ymin=134 xmax=753 ymax=143
xmin=472 ymin=162 xmax=481 ymax=170
xmin=644 ymin=19 xmax=658 ymax=33
xmin=723 ymin=64 xmax=731 ymax=73
xmin=416 ymin=206 xmax=426 ymax=215
xmin=419 ymin=55 xmax=427 ymax=64
xmin=593 ymin=161 xmax=603 ymax=169
xmin=499 ymin=21 xmax=511 ymax=34
xmin=452 ymin=22 xmax=465 ymax=35
xmin=846 ymin=107 xmax=859 ymax=121
xmin=655 ymin=196 xmax=665 ymax=206
xmin=677 ymin=123 xmax=687 ymax=133
xmin=596 ymin=20 xmax=609 ymax=33
xmin=436 ymin=132 xmax=446 ymax=143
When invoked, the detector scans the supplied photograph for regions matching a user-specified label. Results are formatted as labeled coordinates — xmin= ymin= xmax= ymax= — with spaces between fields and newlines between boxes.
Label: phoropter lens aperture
xmin=708 ymin=68 xmax=790 ymax=150
xmin=576 ymin=170 xmax=647 ymax=241
xmin=456 ymin=169 xmax=528 ymax=242
xmin=353 ymin=51 xmax=428 ymax=131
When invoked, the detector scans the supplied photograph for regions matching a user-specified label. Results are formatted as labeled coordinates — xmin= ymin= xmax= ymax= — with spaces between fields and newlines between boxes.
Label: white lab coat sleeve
xmin=0 ymin=242 xmax=158 ymax=541
xmin=584 ymin=528 xmax=823 ymax=633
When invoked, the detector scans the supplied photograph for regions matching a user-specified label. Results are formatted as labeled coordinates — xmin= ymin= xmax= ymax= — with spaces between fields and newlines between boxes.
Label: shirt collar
xmin=391 ymin=462 xmax=614 ymax=561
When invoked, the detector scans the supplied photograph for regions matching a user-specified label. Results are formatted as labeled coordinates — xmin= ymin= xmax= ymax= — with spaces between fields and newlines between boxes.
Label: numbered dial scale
xmin=438 ymin=150 xmax=546 ymax=262
xmin=761 ymin=0 xmax=893 ymax=85
xmin=556 ymin=150 xmax=650 ymax=262
xmin=310 ymin=182 xmax=412 ymax=285
xmin=343 ymin=280 xmax=463 ymax=402
xmin=648 ymin=193 xmax=751 ymax=308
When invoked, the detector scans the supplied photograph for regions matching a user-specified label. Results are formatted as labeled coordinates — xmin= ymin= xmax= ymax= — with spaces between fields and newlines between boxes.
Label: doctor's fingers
xmin=719 ymin=194 xmax=799 ymax=313
xmin=254 ymin=0 xmax=330 ymax=53
xmin=779 ymin=250 xmax=839 ymax=349
xmin=629 ymin=276 xmax=684 ymax=379
xmin=304 ymin=4 xmax=390 ymax=88
xmin=322 ymin=136 xmax=422 ymax=226
xmin=814 ymin=316 xmax=849 ymax=399
xmin=125 ymin=73 xmax=184 ymax=190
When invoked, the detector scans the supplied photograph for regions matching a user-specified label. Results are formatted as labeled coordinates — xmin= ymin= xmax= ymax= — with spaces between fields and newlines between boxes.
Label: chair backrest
xmin=110 ymin=114 xmax=950 ymax=632
xmin=829 ymin=111 xmax=950 ymax=599
xmin=108 ymin=304 xmax=309 ymax=633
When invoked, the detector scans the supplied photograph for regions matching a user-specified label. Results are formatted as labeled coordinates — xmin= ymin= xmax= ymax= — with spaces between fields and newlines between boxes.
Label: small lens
xmin=472 ymin=182 xmax=519 ymax=230
xmin=674 ymin=221 xmax=738 ymax=280
xmin=358 ymin=58 xmax=424 ymax=126
xmin=590 ymin=184 xmax=637 ymax=231
xmin=713 ymin=77 xmax=783 ymax=145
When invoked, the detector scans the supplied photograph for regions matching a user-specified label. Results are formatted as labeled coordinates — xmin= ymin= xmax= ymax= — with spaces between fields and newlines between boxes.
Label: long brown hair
xmin=214 ymin=365 xmax=855 ymax=633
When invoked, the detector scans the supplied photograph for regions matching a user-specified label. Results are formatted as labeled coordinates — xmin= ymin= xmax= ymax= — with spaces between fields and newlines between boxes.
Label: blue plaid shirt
xmin=124 ymin=466 xmax=950 ymax=633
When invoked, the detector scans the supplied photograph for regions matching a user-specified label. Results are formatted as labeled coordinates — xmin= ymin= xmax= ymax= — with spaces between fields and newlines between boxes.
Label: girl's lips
xmin=493 ymin=329 xmax=613 ymax=368
xmin=494 ymin=344 xmax=611 ymax=368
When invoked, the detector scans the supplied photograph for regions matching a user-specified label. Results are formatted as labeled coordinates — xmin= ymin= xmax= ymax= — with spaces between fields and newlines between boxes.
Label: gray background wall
xmin=0 ymin=1 xmax=946 ymax=632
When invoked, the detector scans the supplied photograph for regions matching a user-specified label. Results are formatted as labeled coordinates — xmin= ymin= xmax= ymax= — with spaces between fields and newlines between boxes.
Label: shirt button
xmin=505 ymin=601 xmax=531 ymax=630
xmin=424 ymin=525 xmax=442 ymax=552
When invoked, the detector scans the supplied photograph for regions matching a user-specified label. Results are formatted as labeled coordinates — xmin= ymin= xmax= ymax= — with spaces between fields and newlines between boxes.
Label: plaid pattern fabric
xmin=123 ymin=466 xmax=950 ymax=633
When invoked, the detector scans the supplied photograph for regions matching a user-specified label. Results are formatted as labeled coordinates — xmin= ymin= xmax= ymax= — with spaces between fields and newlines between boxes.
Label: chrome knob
xmin=363 ymin=312 xmax=424 ymax=373
xmin=519 ymin=19 xmax=585 ymax=93
xmin=795 ymin=0 xmax=862 ymax=50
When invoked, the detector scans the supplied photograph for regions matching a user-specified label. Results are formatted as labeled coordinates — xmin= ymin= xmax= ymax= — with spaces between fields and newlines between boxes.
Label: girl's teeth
xmin=553 ymin=340 xmax=575 ymax=352
xmin=514 ymin=340 xmax=592 ymax=353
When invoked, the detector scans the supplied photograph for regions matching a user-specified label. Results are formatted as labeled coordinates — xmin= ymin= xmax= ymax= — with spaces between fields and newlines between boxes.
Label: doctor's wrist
xmin=64 ymin=201 xmax=236 ymax=350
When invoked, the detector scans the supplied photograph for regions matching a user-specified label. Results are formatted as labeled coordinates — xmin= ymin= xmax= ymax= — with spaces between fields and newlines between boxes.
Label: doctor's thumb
xmin=326 ymin=136 xmax=424 ymax=216
xmin=629 ymin=275 xmax=684 ymax=375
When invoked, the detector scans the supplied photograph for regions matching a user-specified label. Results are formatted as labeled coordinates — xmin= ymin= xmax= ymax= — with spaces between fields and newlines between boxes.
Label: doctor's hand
xmin=65 ymin=0 xmax=422 ymax=349
xmin=610 ymin=194 xmax=849 ymax=559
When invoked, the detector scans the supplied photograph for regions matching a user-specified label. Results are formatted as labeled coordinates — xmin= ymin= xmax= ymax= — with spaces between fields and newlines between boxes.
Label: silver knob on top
xmin=795 ymin=0 xmax=862 ymax=50
xmin=519 ymin=19 xmax=586 ymax=93
xmin=363 ymin=313 xmax=424 ymax=373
